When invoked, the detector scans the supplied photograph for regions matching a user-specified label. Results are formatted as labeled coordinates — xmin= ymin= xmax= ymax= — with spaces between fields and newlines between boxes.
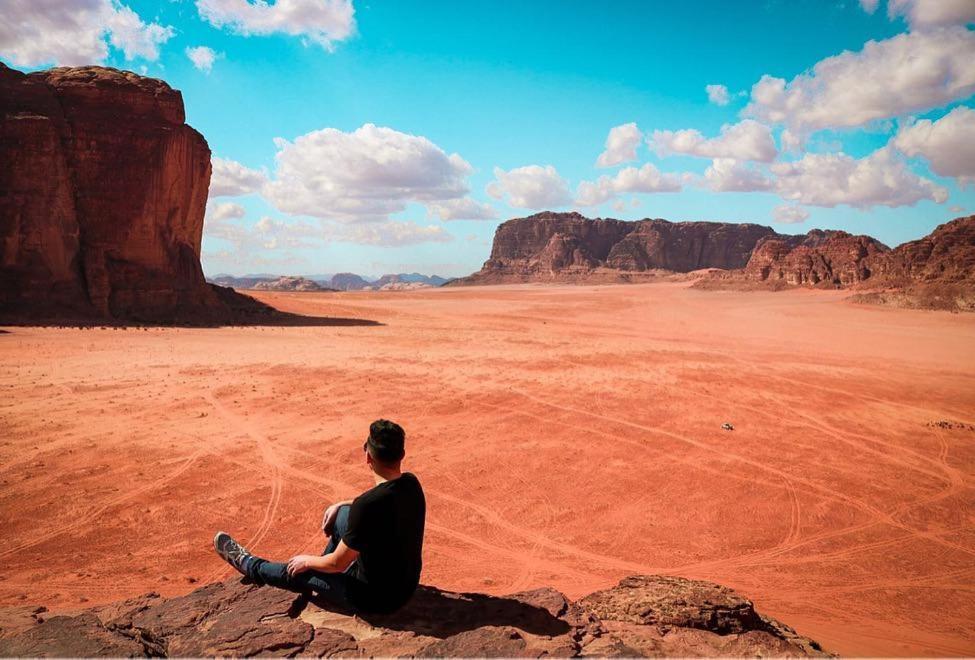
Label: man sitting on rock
xmin=213 ymin=419 xmax=426 ymax=614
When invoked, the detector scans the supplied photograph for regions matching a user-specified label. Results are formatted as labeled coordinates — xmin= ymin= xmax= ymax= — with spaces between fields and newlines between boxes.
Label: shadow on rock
xmin=308 ymin=584 xmax=572 ymax=638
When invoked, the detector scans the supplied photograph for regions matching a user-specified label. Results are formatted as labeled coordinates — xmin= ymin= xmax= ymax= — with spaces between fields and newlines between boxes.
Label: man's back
xmin=343 ymin=472 xmax=426 ymax=612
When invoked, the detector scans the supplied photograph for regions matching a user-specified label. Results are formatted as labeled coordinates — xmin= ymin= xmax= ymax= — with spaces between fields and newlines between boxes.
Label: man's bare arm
xmin=286 ymin=541 xmax=359 ymax=576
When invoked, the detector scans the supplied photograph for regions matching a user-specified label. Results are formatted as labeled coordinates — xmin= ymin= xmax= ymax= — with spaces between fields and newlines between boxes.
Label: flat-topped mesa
xmin=451 ymin=212 xmax=783 ymax=285
xmin=0 ymin=63 xmax=226 ymax=323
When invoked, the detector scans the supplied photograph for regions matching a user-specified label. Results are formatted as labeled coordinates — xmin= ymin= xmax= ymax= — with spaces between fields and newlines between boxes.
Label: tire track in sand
xmin=0 ymin=447 xmax=207 ymax=560
xmin=509 ymin=387 xmax=975 ymax=562
xmin=203 ymin=393 xmax=283 ymax=553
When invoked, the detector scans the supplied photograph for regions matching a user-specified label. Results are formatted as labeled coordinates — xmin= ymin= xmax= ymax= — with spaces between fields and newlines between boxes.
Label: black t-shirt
xmin=342 ymin=472 xmax=426 ymax=613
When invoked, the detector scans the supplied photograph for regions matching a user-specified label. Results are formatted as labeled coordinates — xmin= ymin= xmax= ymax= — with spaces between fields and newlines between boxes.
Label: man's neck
xmin=373 ymin=467 xmax=402 ymax=484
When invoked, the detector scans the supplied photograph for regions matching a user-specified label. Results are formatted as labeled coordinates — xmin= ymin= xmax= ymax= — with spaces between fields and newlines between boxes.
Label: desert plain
xmin=1 ymin=282 xmax=974 ymax=657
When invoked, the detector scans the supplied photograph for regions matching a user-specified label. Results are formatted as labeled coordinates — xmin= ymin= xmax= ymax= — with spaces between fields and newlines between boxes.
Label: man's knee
xmin=333 ymin=504 xmax=352 ymax=538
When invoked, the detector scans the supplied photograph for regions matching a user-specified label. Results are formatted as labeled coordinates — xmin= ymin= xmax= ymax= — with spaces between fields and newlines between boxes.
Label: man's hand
xmin=287 ymin=554 xmax=317 ymax=577
xmin=322 ymin=501 xmax=351 ymax=536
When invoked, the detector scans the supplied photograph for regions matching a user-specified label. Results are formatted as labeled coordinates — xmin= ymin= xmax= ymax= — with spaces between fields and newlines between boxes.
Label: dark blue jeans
xmin=243 ymin=504 xmax=355 ymax=609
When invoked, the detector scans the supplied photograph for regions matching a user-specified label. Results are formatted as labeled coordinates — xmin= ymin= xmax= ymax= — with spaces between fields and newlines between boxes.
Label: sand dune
xmin=1 ymin=282 xmax=973 ymax=656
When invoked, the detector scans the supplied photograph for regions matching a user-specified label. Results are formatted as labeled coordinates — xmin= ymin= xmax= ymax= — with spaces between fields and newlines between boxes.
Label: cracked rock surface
xmin=0 ymin=575 xmax=830 ymax=657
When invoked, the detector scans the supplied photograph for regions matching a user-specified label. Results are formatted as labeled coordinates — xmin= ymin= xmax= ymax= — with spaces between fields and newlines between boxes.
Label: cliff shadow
xmin=305 ymin=585 xmax=571 ymax=638
xmin=203 ymin=284 xmax=385 ymax=328
xmin=0 ymin=314 xmax=383 ymax=329
xmin=0 ymin=286 xmax=384 ymax=328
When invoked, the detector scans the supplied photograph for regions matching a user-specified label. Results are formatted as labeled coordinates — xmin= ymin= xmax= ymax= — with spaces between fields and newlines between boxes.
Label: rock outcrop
xmin=329 ymin=272 xmax=373 ymax=291
xmin=450 ymin=212 xmax=782 ymax=285
xmin=455 ymin=211 xmax=974 ymax=310
xmin=0 ymin=64 xmax=265 ymax=324
xmin=867 ymin=216 xmax=975 ymax=286
xmin=0 ymin=575 xmax=829 ymax=657
xmin=252 ymin=276 xmax=329 ymax=292
xmin=703 ymin=216 xmax=975 ymax=310
xmin=741 ymin=230 xmax=890 ymax=287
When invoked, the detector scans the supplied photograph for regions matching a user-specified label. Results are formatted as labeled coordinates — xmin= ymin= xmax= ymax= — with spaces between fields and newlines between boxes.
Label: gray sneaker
xmin=213 ymin=532 xmax=251 ymax=575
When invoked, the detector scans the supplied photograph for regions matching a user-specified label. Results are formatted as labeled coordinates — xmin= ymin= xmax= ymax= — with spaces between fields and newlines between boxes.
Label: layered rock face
xmin=0 ymin=64 xmax=220 ymax=323
xmin=729 ymin=217 xmax=975 ymax=309
xmin=459 ymin=211 xmax=975 ymax=309
xmin=0 ymin=575 xmax=829 ymax=657
xmin=451 ymin=212 xmax=782 ymax=285
xmin=743 ymin=230 xmax=890 ymax=287
xmin=869 ymin=215 xmax=975 ymax=286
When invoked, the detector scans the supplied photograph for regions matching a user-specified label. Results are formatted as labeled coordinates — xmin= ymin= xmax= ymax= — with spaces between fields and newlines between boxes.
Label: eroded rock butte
xmin=0 ymin=64 xmax=284 ymax=325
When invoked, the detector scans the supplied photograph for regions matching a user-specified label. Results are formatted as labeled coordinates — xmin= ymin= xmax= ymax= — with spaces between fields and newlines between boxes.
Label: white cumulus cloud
xmin=210 ymin=157 xmax=268 ymax=197
xmin=206 ymin=201 xmax=247 ymax=222
xmin=772 ymin=204 xmax=810 ymax=224
xmin=886 ymin=0 xmax=975 ymax=29
xmin=648 ymin=120 xmax=777 ymax=162
xmin=328 ymin=221 xmax=453 ymax=246
xmin=746 ymin=27 xmax=975 ymax=135
xmin=892 ymin=106 xmax=975 ymax=186
xmin=195 ymin=0 xmax=355 ymax=51
xmin=427 ymin=198 xmax=498 ymax=221
xmin=703 ymin=158 xmax=772 ymax=192
xmin=706 ymin=84 xmax=731 ymax=106
xmin=0 ymin=0 xmax=173 ymax=67
xmin=771 ymin=146 xmax=949 ymax=209
xmin=596 ymin=122 xmax=643 ymax=168
xmin=575 ymin=163 xmax=684 ymax=206
xmin=186 ymin=45 xmax=218 ymax=73
xmin=263 ymin=124 xmax=473 ymax=222
xmin=486 ymin=165 xmax=572 ymax=209
xmin=206 ymin=212 xmax=453 ymax=251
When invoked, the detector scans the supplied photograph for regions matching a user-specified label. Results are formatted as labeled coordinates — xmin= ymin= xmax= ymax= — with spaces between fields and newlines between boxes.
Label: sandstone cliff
xmin=0 ymin=64 xmax=255 ymax=324
xmin=742 ymin=230 xmax=891 ymax=287
xmin=454 ymin=211 xmax=975 ymax=310
xmin=450 ymin=212 xmax=782 ymax=285
xmin=710 ymin=216 xmax=975 ymax=310
xmin=0 ymin=575 xmax=829 ymax=657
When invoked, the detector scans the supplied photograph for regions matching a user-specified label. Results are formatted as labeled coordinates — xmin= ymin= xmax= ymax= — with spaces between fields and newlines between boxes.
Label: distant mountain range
xmin=208 ymin=272 xmax=450 ymax=292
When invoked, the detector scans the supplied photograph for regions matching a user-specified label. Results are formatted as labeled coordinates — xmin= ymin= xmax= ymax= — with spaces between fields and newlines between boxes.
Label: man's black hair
xmin=365 ymin=419 xmax=405 ymax=464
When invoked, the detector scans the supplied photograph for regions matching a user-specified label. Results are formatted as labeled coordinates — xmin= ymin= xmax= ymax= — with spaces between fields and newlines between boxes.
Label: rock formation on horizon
xmin=0 ymin=574 xmax=829 ymax=657
xmin=329 ymin=272 xmax=374 ymax=291
xmin=252 ymin=276 xmax=331 ymax=292
xmin=718 ymin=215 xmax=975 ymax=310
xmin=451 ymin=211 xmax=975 ymax=310
xmin=741 ymin=229 xmax=891 ymax=287
xmin=449 ymin=212 xmax=782 ymax=285
xmin=0 ymin=64 xmax=281 ymax=325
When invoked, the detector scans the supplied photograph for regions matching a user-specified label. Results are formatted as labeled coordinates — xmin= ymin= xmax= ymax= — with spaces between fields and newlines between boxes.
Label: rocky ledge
xmin=0 ymin=575 xmax=829 ymax=657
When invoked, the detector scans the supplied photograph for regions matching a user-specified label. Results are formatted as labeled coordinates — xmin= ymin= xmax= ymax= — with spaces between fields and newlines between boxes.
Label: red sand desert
xmin=1 ymin=282 xmax=974 ymax=656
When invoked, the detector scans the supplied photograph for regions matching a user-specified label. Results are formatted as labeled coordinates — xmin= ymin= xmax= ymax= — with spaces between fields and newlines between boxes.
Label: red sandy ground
xmin=1 ymin=283 xmax=974 ymax=656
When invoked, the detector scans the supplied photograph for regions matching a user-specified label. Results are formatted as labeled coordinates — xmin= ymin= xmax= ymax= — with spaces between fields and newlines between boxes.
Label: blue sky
xmin=3 ymin=0 xmax=974 ymax=277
